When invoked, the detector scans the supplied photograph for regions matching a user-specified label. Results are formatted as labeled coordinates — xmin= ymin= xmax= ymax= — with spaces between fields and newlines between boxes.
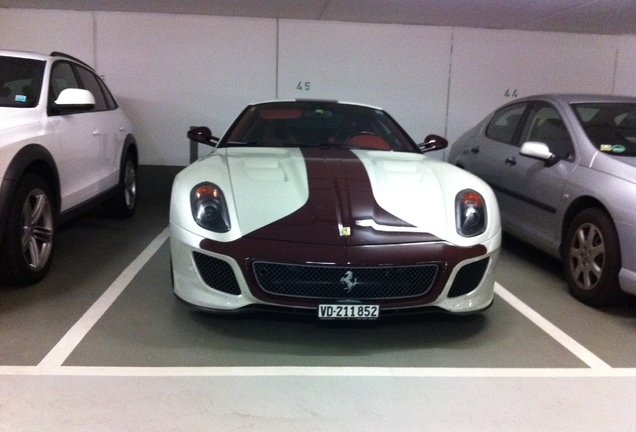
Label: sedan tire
xmin=564 ymin=208 xmax=621 ymax=306
xmin=0 ymin=174 xmax=55 ymax=285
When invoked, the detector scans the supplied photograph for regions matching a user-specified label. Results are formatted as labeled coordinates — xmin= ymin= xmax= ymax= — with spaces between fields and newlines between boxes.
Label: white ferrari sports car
xmin=170 ymin=100 xmax=501 ymax=319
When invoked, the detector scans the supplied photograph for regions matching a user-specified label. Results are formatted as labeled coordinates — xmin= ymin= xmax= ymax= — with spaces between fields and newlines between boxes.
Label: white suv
xmin=0 ymin=50 xmax=138 ymax=285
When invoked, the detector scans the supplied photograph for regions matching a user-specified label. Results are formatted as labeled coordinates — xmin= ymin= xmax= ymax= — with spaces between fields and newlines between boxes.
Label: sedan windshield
xmin=573 ymin=102 xmax=636 ymax=156
xmin=0 ymin=56 xmax=45 ymax=108
xmin=223 ymin=101 xmax=418 ymax=152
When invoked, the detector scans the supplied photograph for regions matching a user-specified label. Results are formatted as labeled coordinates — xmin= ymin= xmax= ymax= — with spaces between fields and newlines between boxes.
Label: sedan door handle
xmin=505 ymin=157 xmax=517 ymax=165
xmin=92 ymin=129 xmax=101 ymax=136
xmin=470 ymin=146 xmax=480 ymax=154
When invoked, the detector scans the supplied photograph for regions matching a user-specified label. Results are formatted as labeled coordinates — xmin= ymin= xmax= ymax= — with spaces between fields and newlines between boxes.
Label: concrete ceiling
xmin=1 ymin=0 xmax=635 ymax=36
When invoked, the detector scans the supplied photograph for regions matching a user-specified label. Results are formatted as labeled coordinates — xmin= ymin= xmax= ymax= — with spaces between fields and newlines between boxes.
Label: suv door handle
xmin=505 ymin=157 xmax=517 ymax=165
xmin=92 ymin=129 xmax=101 ymax=136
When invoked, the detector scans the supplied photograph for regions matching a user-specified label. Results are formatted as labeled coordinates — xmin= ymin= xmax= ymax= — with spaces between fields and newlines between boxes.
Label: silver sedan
xmin=448 ymin=94 xmax=636 ymax=306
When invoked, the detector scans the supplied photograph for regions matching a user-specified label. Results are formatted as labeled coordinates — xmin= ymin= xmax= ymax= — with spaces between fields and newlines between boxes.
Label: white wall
xmin=1 ymin=8 xmax=635 ymax=165
xmin=615 ymin=35 xmax=636 ymax=96
xmin=278 ymin=20 xmax=452 ymax=144
xmin=95 ymin=12 xmax=277 ymax=165
xmin=0 ymin=9 xmax=94 ymax=64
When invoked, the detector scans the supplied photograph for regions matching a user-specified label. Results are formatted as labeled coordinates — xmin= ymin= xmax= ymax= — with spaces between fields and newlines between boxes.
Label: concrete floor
xmin=1 ymin=165 xmax=635 ymax=431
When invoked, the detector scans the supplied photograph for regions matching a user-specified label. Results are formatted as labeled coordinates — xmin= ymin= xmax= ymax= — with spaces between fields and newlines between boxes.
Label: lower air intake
xmin=193 ymin=252 xmax=241 ymax=295
xmin=448 ymin=258 xmax=490 ymax=298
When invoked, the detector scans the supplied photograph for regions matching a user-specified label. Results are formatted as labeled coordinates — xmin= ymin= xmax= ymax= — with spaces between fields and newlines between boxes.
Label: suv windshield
xmin=223 ymin=101 xmax=417 ymax=152
xmin=572 ymin=102 xmax=636 ymax=156
xmin=0 ymin=56 xmax=45 ymax=108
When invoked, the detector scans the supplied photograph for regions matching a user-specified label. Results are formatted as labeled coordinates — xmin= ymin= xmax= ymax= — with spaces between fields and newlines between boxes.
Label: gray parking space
xmin=63 ymin=241 xmax=587 ymax=368
xmin=497 ymin=235 xmax=636 ymax=368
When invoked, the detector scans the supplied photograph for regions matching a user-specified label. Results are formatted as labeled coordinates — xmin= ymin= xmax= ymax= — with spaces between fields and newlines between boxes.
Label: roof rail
xmin=49 ymin=51 xmax=94 ymax=70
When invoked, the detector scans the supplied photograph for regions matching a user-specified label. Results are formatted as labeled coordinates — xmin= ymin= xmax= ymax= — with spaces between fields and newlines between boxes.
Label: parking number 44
xmin=505 ymin=89 xmax=518 ymax=98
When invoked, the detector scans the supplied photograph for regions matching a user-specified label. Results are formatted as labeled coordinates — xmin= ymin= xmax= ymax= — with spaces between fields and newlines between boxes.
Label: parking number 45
xmin=296 ymin=81 xmax=311 ymax=91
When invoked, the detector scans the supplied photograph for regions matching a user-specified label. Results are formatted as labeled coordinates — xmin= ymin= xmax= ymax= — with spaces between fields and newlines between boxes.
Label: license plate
xmin=318 ymin=304 xmax=379 ymax=320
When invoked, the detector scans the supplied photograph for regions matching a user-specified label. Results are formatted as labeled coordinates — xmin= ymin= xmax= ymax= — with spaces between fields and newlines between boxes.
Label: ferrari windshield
xmin=573 ymin=102 xmax=636 ymax=156
xmin=0 ymin=56 xmax=45 ymax=108
xmin=223 ymin=101 xmax=418 ymax=152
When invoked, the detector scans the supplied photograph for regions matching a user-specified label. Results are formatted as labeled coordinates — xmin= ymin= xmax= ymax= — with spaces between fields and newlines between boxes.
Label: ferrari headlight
xmin=456 ymin=189 xmax=486 ymax=237
xmin=191 ymin=182 xmax=230 ymax=232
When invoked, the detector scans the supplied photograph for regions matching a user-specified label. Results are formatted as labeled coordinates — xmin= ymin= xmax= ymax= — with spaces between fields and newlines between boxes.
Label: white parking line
xmin=29 ymin=232 xmax=612 ymax=376
xmin=1 ymin=366 xmax=636 ymax=378
xmin=37 ymin=227 xmax=170 ymax=369
xmin=494 ymin=283 xmax=612 ymax=370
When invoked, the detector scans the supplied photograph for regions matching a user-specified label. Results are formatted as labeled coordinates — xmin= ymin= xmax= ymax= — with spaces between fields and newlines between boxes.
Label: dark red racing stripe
xmin=243 ymin=147 xmax=441 ymax=246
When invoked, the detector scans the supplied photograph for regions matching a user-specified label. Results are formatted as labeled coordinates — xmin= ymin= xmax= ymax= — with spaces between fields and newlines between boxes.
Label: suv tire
xmin=104 ymin=151 xmax=137 ymax=218
xmin=0 ymin=174 xmax=55 ymax=285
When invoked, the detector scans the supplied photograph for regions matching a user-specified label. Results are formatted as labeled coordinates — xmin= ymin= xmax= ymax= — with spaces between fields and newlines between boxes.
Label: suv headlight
xmin=456 ymin=189 xmax=486 ymax=237
xmin=191 ymin=182 xmax=230 ymax=232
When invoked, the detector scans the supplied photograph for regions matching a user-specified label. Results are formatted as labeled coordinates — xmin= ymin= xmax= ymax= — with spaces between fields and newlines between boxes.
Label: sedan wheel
xmin=0 ymin=174 xmax=55 ymax=285
xmin=564 ymin=208 xmax=621 ymax=306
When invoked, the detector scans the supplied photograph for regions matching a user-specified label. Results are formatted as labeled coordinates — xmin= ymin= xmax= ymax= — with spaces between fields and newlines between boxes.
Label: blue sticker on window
xmin=15 ymin=95 xmax=27 ymax=102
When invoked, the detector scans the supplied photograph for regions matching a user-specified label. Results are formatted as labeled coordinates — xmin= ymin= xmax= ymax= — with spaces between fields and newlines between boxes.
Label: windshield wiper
xmin=224 ymin=141 xmax=267 ymax=147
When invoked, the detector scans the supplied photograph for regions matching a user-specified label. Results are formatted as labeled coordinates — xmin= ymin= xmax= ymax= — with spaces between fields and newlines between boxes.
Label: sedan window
xmin=485 ymin=103 xmax=527 ymax=144
xmin=521 ymin=102 xmax=574 ymax=161
xmin=573 ymin=103 xmax=636 ymax=156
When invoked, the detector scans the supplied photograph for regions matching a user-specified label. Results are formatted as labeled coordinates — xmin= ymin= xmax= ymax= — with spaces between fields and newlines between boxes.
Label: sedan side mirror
xmin=418 ymin=134 xmax=448 ymax=153
xmin=188 ymin=126 xmax=219 ymax=146
xmin=520 ymin=142 xmax=558 ymax=167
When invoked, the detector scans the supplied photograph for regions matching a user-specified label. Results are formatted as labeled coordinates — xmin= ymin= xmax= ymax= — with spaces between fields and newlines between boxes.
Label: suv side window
xmin=49 ymin=61 xmax=79 ymax=104
xmin=97 ymin=76 xmax=118 ymax=110
xmin=485 ymin=103 xmax=528 ymax=144
xmin=521 ymin=102 xmax=575 ymax=161
xmin=75 ymin=65 xmax=108 ymax=112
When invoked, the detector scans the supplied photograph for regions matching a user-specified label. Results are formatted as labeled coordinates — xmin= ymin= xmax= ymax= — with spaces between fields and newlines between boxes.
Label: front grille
xmin=193 ymin=252 xmax=241 ymax=295
xmin=253 ymin=262 xmax=438 ymax=300
xmin=447 ymin=258 xmax=489 ymax=298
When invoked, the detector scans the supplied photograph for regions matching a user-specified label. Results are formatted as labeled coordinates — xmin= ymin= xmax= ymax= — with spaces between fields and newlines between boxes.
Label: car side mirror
xmin=188 ymin=126 xmax=219 ymax=146
xmin=52 ymin=88 xmax=95 ymax=114
xmin=520 ymin=142 xmax=558 ymax=167
xmin=418 ymin=134 xmax=448 ymax=153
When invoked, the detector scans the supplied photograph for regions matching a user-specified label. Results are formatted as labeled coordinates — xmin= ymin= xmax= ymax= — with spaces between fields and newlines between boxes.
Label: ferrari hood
xmin=226 ymin=147 xmax=448 ymax=245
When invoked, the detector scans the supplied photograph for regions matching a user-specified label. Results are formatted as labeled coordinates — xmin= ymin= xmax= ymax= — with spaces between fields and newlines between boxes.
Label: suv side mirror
xmin=418 ymin=134 xmax=448 ymax=153
xmin=520 ymin=142 xmax=558 ymax=167
xmin=52 ymin=88 xmax=95 ymax=114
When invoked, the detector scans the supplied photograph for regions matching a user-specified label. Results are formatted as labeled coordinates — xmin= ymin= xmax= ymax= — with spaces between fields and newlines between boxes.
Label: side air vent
xmin=448 ymin=258 xmax=489 ymax=298
xmin=193 ymin=252 xmax=241 ymax=295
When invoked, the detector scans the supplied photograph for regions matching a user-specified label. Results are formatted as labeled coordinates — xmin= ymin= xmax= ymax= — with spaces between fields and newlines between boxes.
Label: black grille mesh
xmin=193 ymin=252 xmax=241 ymax=295
xmin=448 ymin=258 xmax=489 ymax=298
xmin=253 ymin=262 xmax=438 ymax=300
